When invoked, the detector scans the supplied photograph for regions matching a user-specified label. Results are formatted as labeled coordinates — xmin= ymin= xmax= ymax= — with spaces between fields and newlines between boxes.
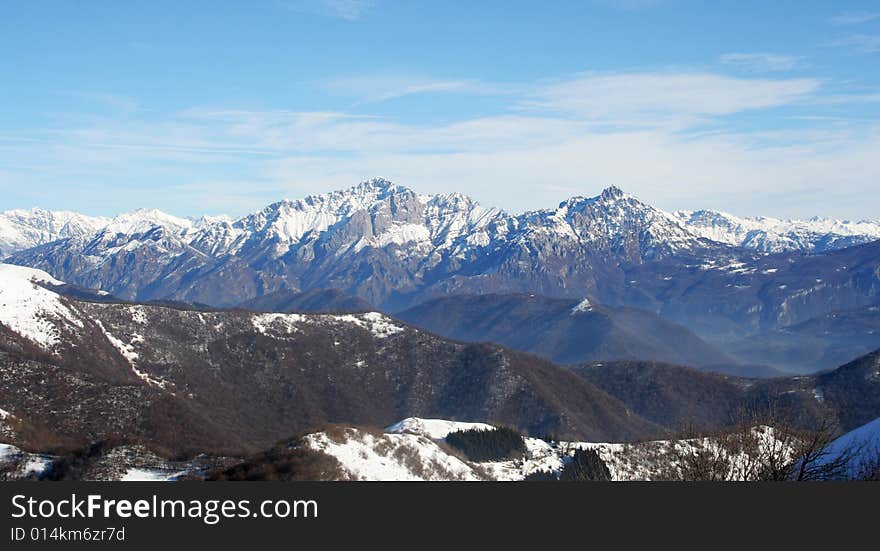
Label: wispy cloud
xmin=5 ymin=71 xmax=879 ymax=219
xmin=319 ymin=76 xmax=509 ymax=103
xmin=321 ymin=0 xmax=373 ymax=20
xmin=520 ymin=72 xmax=819 ymax=128
xmin=720 ymin=53 xmax=805 ymax=73
xmin=830 ymin=12 xmax=880 ymax=26
xmin=829 ymin=34 xmax=880 ymax=54
xmin=62 ymin=92 xmax=141 ymax=115
xmin=280 ymin=0 xmax=374 ymax=21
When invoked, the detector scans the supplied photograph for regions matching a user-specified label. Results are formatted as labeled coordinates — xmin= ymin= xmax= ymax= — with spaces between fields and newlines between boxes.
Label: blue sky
xmin=1 ymin=0 xmax=878 ymax=219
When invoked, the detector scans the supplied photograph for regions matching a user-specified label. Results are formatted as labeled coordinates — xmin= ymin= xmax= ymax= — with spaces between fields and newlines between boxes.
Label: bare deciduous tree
xmin=655 ymin=399 xmax=865 ymax=481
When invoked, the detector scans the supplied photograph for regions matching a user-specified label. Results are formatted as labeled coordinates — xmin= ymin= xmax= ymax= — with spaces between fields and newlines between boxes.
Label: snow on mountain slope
xmin=251 ymin=311 xmax=405 ymax=339
xmin=4 ymin=179 xmax=702 ymax=269
xmin=303 ymin=428 xmax=479 ymax=481
xmin=386 ymin=417 xmax=496 ymax=439
xmin=119 ymin=468 xmax=187 ymax=481
xmin=675 ymin=209 xmax=880 ymax=253
xmin=0 ymin=261 xmax=407 ymax=358
xmin=5 ymin=180 xmax=878 ymax=269
xmin=301 ymin=417 xmax=790 ymax=481
xmin=0 ymin=264 xmax=83 ymax=348
xmin=0 ymin=209 xmax=109 ymax=257
xmin=6 ymin=178 xmax=879 ymax=313
xmin=531 ymin=186 xmax=702 ymax=255
xmin=100 ymin=208 xmax=194 ymax=238
xmin=820 ymin=417 xmax=880 ymax=477
xmin=216 ymin=178 xmax=509 ymax=260
xmin=0 ymin=443 xmax=52 ymax=480
xmin=0 ymin=407 xmax=15 ymax=439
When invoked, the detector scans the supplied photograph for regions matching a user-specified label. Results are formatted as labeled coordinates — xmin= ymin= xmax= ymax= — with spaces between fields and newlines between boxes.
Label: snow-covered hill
xmin=820 ymin=417 xmax=880 ymax=478
xmin=3 ymin=415 xmax=877 ymax=481
xmin=299 ymin=417 xmax=792 ymax=481
xmin=0 ymin=264 xmax=82 ymax=348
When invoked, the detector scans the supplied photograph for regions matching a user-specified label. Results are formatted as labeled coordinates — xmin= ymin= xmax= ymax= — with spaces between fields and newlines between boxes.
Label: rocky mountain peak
xmin=599 ymin=185 xmax=626 ymax=201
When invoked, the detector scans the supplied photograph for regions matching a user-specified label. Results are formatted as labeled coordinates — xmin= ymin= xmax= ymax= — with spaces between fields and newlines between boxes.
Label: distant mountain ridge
xmin=3 ymin=179 xmax=717 ymax=308
xmin=0 ymin=208 xmax=109 ymax=258
xmin=675 ymin=209 xmax=880 ymax=253
xmin=397 ymin=293 xmax=738 ymax=370
xmin=4 ymin=179 xmax=877 ymax=263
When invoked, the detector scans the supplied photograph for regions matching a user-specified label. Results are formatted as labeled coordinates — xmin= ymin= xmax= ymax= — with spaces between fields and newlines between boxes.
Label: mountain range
xmin=3 ymin=178 xmax=878 ymax=374
xmin=0 ymin=264 xmax=658 ymax=454
xmin=4 ymin=179 xmax=879 ymax=262
xmin=2 ymin=263 xmax=879 ymax=481
xmin=673 ymin=209 xmax=880 ymax=253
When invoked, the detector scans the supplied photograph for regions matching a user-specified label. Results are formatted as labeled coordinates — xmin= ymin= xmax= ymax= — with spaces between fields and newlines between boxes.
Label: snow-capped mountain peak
xmin=599 ymin=184 xmax=626 ymax=201
xmin=531 ymin=185 xmax=702 ymax=256
xmin=0 ymin=208 xmax=110 ymax=258
xmin=674 ymin=209 xmax=880 ymax=253
xmin=4 ymin=178 xmax=880 ymax=309
xmin=102 ymin=208 xmax=194 ymax=237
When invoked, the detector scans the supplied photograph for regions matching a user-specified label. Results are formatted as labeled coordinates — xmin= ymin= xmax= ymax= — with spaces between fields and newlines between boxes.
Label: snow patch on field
xmin=95 ymin=320 xmax=139 ymax=363
xmin=332 ymin=312 xmax=405 ymax=338
xmin=251 ymin=312 xmax=304 ymax=334
xmin=0 ymin=443 xmax=17 ymax=463
xmin=251 ymin=311 xmax=404 ymax=339
xmin=478 ymin=437 xmax=567 ymax=481
xmin=94 ymin=320 xmax=169 ymax=390
xmin=0 ymin=264 xmax=83 ymax=349
xmin=128 ymin=306 xmax=148 ymax=325
xmin=0 ymin=408 xmax=14 ymax=439
xmin=23 ymin=457 xmax=51 ymax=476
xmin=0 ymin=443 xmax=52 ymax=478
xmin=120 ymin=468 xmax=183 ymax=482
xmin=571 ymin=298 xmax=594 ymax=314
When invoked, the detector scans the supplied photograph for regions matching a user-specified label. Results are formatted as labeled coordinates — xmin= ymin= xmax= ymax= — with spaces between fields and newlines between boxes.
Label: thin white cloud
xmin=6 ymin=71 xmax=878 ymax=219
xmin=61 ymin=92 xmax=141 ymax=115
xmin=320 ymin=0 xmax=372 ymax=20
xmin=261 ymin=126 xmax=880 ymax=220
xmin=521 ymin=72 xmax=819 ymax=127
xmin=829 ymin=34 xmax=880 ymax=54
xmin=319 ymin=76 xmax=509 ymax=103
xmin=720 ymin=53 xmax=805 ymax=73
xmin=280 ymin=0 xmax=373 ymax=21
xmin=831 ymin=12 xmax=880 ymax=25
